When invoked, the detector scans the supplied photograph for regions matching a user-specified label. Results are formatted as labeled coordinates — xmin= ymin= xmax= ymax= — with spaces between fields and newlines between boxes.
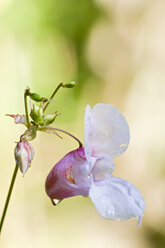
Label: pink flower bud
xmin=14 ymin=141 xmax=34 ymax=176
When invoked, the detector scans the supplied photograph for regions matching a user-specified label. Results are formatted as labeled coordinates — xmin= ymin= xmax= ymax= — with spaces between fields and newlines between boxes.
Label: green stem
xmin=0 ymin=164 xmax=19 ymax=235
xmin=0 ymin=89 xmax=30 ymax=235
xmin=24 ymin=89 xmax=30 ymax=129
xmin=43 ymin=83 xmax=63 ymax=112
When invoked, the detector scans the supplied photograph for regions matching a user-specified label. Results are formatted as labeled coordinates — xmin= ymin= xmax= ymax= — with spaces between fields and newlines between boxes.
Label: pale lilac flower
xmin=45 ymin=104 xmax=145 ymax=225
xmin=14 ymin=140 xmax=34 ymax=176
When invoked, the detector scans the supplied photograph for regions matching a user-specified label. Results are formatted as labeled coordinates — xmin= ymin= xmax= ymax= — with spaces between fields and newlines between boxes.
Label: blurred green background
xmin=0 ymin=0 xmax=165 ymax=247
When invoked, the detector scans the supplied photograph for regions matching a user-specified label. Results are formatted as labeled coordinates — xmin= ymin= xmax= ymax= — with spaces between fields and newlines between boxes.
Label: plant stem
xmin=42 ymin=84 xmax=83 ymax=148
xmin=0 ymin=89 xmax=30 ymax=235
xmin=51 ymin=127 xmax=83 ymax=148
xmin=0 ymin=164 xmax=19 ymax=235
xmin=24 ymin=89 xmax=30 ymax=129
xmin=43 ymin=83 xmax=63 ymax=112
xmin=39 ymin=126 xmax=83 ymax=148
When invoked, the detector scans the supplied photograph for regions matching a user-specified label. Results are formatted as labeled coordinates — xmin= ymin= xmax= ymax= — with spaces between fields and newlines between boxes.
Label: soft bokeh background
xmin=0 ymin=0 xmax=165 ymax=247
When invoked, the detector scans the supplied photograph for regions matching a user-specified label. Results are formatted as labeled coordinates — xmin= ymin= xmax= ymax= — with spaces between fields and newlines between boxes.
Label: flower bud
xmin=30 ymin=105 xmax=43 ymax=124
xmin=42 ymin=114 xmax=57 ymax=126
xmin=28 ymin=92 xmax=47 ymax=102
xmin=14 ymin=141 xmax=34 ymax=176
xmin=62 ymin=81 xmax=78 ymax=88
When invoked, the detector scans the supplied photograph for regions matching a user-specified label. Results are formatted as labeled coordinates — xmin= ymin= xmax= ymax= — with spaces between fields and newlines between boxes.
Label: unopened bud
xmin=30 ymin=105 xmax=43 ymax=124
xmin=42 ymin=114 xmax=57 ymax=126
xmin=28 ymin=92 xmax=47 ymax=102
xmin=62 ymin=81 xmax=78 ymax=88
xmin=14 ymin=141 xmax=34 ymax=176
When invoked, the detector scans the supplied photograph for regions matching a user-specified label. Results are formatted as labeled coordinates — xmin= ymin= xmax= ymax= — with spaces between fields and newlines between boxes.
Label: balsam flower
xmin=45 ymin=104 xmax=145 ymax=225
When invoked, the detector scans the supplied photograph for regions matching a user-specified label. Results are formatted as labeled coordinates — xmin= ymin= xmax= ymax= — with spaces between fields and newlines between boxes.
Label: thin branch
xmin=40 ymin=126 xmax=83 ymax=148
xmin=0 ymin=164 xmax=19 ymax=235
xmin=43 ymin=83 xmax=63 ymax=112
xmin=24 ymin=89 xmax=30 ymax=129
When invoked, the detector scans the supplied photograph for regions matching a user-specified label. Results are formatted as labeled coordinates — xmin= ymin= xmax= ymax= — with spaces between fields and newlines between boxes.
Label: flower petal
xmin=89 ymin=176 xmax=145 ymax=226
xmin=84 ymin=103 xmax=130 ymax=159
xmin=45 ymin=147 xmax=89 ymax=200
xmin=91 ymin=155 xmax=114 ymax=180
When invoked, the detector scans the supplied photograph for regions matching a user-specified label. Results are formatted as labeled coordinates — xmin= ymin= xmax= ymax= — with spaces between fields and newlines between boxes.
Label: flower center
xmin=66 ymin=166 xmax=75 ymax=184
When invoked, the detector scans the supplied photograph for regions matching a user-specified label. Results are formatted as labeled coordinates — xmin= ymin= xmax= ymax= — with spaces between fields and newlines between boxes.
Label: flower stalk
xmin=0 ymin=164 xmax=19 ymax=234
xmin=43 ymin=81 xmax=78 ymax=112
xmin=39 ymin=126 xmax=83 ymax=148
xmin=0 ymin=88 xmax=31 ymax=235
xmin=43 ymin=82 xmax=63 ymax=112
xmin=24 ymin=89 xmax=30 ymax=129
xmin=51 ymin=128 xmax=83 ymax=148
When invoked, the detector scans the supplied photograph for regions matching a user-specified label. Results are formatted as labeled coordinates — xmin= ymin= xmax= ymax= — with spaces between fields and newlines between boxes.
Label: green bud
xmin=28 ymin=92 xmax=47 ymax=102
xmin=30 ymin=105 xmax=43 ymax=124
xmin=62 ymin=81 xmax=78 ymax=88
xmin=42 ymin=114 xmax=57 ymax=126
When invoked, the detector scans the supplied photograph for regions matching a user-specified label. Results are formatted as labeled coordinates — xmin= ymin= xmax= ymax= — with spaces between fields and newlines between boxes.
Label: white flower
xmin=45 ymin=103 xmax=145 ymax=225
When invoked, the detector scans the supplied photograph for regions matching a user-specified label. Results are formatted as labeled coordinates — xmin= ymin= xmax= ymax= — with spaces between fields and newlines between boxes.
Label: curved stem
xmin=40 ymin=126 xmax=83 ymax=148
xmin=0 ymin=164 xmax=19 ymax=235
xmin=53 ymin=128 xmax=83 ymax=148
xmin=43 ymin=83 xmax=63 ymax=112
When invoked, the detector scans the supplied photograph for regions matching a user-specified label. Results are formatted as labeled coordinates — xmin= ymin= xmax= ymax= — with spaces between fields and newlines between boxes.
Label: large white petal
xmin=89 ymin=176 xmax=145 ymax=226
xmin=84 ymin=103 xmax=130 ymax=159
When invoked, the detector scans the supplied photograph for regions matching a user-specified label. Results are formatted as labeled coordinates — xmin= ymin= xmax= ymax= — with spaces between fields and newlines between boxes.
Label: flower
xmin=6 ymin=114 xmax=27 ymax=125
xmin=45 ymin=103 xmax=145 ymax=225
xmin=14 ymin=140 xmax=34 ymax=176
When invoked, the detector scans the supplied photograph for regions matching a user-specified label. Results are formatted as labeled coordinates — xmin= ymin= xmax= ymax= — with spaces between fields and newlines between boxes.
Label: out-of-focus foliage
xmin=1 ymin=0 xmax=104 ymax=120
xmin=145 ymin=226 xmax=165 ymax=248
xmin=1 ymin=0 xmax=104 ymax=100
